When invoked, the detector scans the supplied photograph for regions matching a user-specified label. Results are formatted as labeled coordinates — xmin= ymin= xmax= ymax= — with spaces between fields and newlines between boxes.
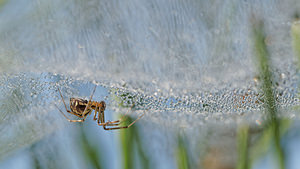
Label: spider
xmin=55 ymin=86 xmax=145 ymax=130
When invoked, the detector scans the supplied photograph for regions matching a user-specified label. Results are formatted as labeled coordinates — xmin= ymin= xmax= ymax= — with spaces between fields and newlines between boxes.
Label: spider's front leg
xmin=96 ymin=109 xmax=121 ymax=127
xmin=56 ymin=88 xmax=86 ymax=122
xmin=100 ymin=107 xmax=146 ymax=130
xmin=98 ymin=103 xmax=135 ymax=127
xmin=93 ymin=108 xmax=98 ymax=121
xmin=56 ymin=86 xmax=96 ymax=123
xmin=55 ymin=104 xmax=87 ymax=122
xmin=102 ymin=112 xmax=145 ymax=130
xmin=81 ymin=86 xmax=96 ymax=117
xmin=68 ymin=85 xmax=96 ymax=122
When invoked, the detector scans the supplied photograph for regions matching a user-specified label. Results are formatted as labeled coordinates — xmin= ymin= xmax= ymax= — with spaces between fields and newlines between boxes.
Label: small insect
xmin=55 ymin=86 xmax=144 ymax=130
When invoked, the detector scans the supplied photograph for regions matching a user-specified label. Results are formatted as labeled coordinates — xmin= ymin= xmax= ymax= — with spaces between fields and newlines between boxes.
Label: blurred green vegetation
xmin=249 ymin=119 xmax=291 ymax=168
xmin=235 ymin=16 xmax=296 ymax=169
xmin=251 ymin=17 xmax=285 ymax=169
xmin=120 ymin=116 xmax=150 ymax=169
xmin=176 ymin=135 xmax=190 ymax=169
xmin=237 ymin=125 xmax=249 ymax=169
xmin=0 ymin=0 xmax=7 ymax=8
xmin=30 ymin=145 xmax=42 ymax=169
xmin=291 ymin=15 xmax=300 ymax=69
xmin=79 ymin=126 xmax=104 ymax=169
xmin=110 ymin=88 xmax=150 ymax=169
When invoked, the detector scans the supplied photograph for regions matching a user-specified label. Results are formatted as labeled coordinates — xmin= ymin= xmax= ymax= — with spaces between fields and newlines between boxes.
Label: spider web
xmin=0 ymin=0 xmax=299 ymax=163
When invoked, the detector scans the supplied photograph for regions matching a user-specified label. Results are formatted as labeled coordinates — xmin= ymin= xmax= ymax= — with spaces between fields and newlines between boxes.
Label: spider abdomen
xmin=70 ymin=98 xmax=89 ymax=115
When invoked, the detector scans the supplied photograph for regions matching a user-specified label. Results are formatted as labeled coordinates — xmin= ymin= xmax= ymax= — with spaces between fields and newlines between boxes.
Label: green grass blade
xmin=0 ymin=0 xmax=7 ymax=9
xmin=120 ymin=115 xmax=150 ymax=169
xmin=120 ymin=117 xmax=135 ymax=169
xmin=79 ymin=126 xmax=103 ymax=169
xmin=176 ymin=135 xmax=190 ymax=169
xmin=133 ymin=126 xmax=150 ymax=169
xmin=252 ymin=18 xmax=285 ymax=169
xmin=237 ymin=125 xmax=249 ymax=169
xmin=29 ymin=145 xmax=42 ymax=169
xmin=291 ymin=17 xmax=300 ymax=69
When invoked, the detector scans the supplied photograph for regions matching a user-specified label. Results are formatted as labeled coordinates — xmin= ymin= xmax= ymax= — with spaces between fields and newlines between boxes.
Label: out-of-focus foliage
xmin=79 ymin=126 xmax=104 ymax=169
xmin=252 ymin=17 xmax=285 ymax=169
xmin=120 ymin=116 xmax=150 ymax=169
xmin=176 ymin=135 xmax=190 ymax=169
xmin=236 ymin=125 xmax=249 ymax=169
xmin=291 ymin=15 xmax=300 ymax=69
xmin=0 ymin=0 xmax=6 ymax=8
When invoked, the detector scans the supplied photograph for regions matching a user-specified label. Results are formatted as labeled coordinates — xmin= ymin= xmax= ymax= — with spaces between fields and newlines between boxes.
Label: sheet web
xmin=0 ymin=0 xmax=299 ymax=162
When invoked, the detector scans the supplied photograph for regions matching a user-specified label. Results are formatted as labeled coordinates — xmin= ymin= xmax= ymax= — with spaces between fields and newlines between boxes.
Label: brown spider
xmin=55 ymin=86 xmax=144 ymax=130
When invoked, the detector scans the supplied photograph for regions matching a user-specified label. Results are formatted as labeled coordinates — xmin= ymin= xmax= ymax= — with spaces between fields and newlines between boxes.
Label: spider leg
xmin=98 ymin=107 xmax=104 ymax=124
xmin=55 ymin=104 xmax=87 ymax=122
xmin=97 ymin=108 xmax=120 ymax=126
xmin=93 ymin=105 xmax=98 ymax=121
xmin=117 ymin=103 xmax=135 ymax=123
xmin=110 ymin=104 xmax=144 ymax=126
xmin=98 ymin=120 xmax=120 ymax=126
xmin=89 ymin=85 xmax=97 ymax=101
xmin=103 ymin=110 xmax=146 ymax=130
xmin=56 ymin=88 xmax=87 ymax=122
xmin=99 ymin=103 xmax=136 ymax=126
xmin=81 ymin=85 xmax=97 ymax=118
xmin=57 ymin=87 xmax=71 ymax=112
